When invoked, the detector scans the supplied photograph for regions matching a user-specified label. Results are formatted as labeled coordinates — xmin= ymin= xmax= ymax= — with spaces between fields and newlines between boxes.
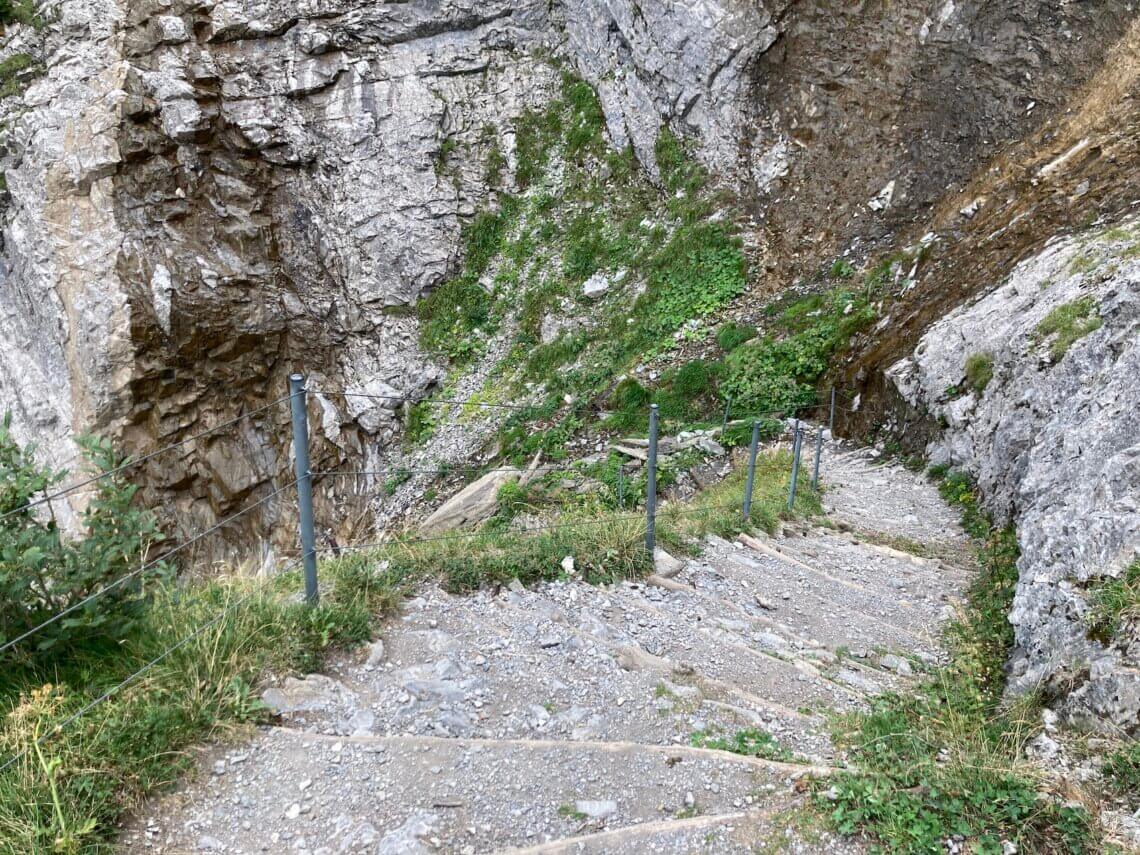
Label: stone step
xmin=494 ymin=801 xmax=861 ymax=854
xmin=130 ymin=729 xmax=822 ymax=854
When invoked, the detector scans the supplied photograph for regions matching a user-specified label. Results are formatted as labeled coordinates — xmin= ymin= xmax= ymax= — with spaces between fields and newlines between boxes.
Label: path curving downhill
xmin=120 ymin=437 xmax=973 ymax=854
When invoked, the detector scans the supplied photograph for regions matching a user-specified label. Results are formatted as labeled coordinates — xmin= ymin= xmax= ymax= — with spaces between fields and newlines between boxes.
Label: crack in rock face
xmin=888 ymin=223 xmax=1140 ymax=732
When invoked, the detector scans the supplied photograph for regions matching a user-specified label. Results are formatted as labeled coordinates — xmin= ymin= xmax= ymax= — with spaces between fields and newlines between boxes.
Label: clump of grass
xmin=1102 ymin=740 xmax=1140 ymax=799
xmin=716 ymin=322 xmax=757 ymax=353
xmin=690 ymin=727 xmax=797 ymax=763
xmin=658 ymin=449 xmax=821 ymax=549
xmin=0 ymin=557 xmax=403 ymax=852
xmin=1087 ymin=560 xmax=1140 ymax=643
xmin=1034 ymin=296 xmax=1102 ymax=362
xmin=964 ymin=352 xmax=994 ymax=393
xmin=0 ymin=53 xmax=42 ymax=99
xmin=820 ymin=471 xmax=1098 ymax=853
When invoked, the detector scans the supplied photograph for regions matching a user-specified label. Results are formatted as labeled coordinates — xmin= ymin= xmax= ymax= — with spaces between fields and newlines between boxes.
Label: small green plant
xmin=690 ymin=728 xmax=796 ymax=763
xmin=1034 ymin=296 xmax=1103 ymax=362
xmin=829 ymin=258 xmax=855 ymax=279
xmin=964 ymin=352 xmax=994 ymax=393
xmin=0 ymin=0 xmax=43 ymax=29
xmin=1102 ymin=739 xmax=1140 ymax=799
xmin=1087 ymin=560 xmax=1140 ymax=643
xmin=405 ymin=400 xmax=436 ymax=445
xmin=558 ymin=803 xmax=588 ymax=822
xmin=383 ymin=468 xmax=412 ymax=497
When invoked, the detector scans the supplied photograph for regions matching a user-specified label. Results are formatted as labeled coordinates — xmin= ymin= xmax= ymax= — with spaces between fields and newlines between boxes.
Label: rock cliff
xmin=1 ymin=0 xmax=1137 ymax=728
xmin=888 ymin=224 xmax=1140 ymax=731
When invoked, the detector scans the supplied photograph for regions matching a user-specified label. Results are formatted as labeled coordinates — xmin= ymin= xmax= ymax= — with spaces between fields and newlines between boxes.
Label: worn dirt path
xmin=120 ymin=438 xmax=973 ymax=854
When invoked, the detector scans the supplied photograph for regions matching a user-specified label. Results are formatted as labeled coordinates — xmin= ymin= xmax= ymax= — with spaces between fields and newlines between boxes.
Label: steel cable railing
xmin=0 ymin=556 xmax=304 ymax=776
xmin=0 ymin=395 xmax=294 ymax=523
xmin=0 ymin=478 xmax=298 ymax=659
xmin=0 ymin=373 xmax=851 ymax=785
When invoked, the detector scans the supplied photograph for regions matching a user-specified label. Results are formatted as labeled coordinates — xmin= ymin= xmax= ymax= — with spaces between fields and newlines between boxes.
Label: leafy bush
xmin=0 ymin=421 xmax=168 ymax=665
xmin=964 ymin=352 xmax=994 ymax=393
xmin=720 ymin=289 xmax=875 ymax=415
xmin=1034 ymin=296 xmax=1102 ymax=362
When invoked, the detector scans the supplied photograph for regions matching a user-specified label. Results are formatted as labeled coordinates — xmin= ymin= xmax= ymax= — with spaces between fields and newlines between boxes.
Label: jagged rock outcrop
xmin=0 ymin=0 xmax=1129 ymax=554
xmin=888 ymin=223 xmax=1140 ymax=731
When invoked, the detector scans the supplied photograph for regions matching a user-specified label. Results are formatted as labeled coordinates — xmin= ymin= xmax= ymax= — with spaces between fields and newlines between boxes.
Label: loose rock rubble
xmin=121 ymin=439 xmax=973 ymax=852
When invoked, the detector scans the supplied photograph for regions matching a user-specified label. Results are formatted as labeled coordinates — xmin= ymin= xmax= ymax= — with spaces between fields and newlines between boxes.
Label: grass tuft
xmin=1034 ymin=296 xmax=1102 ymax=363
xmin=964 ymin=352 xmax=994 ymax=393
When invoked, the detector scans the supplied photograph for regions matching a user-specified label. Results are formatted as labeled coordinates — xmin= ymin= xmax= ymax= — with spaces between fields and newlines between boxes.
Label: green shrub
xmin=1035 ymin=296 xmax=1103 ymax=362
xmin=964 ymin=352 xmax=994 ymax=393
xmin=716 ymin=322 xmax=757 ymax=352
xmin=405 ymin=401 xmax=436 ymax=445
xmin=0 ymin=420 xmax=168 ymax=666
xmin=0 ymin=0 xmax=42 ymax=29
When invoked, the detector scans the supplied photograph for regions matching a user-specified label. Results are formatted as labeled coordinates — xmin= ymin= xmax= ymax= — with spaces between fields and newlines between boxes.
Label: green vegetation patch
xmin=1034 ymin=296 xmax=1103 ymax=362
xmin=964 ymin=352 xmax=994 ymax=394
xmin=820 ymin=471 xmax=1098 ymax=853
xmin=1087 ymin=559 xmax=1140 ymax=644
xmin=690 ymin=727 xmax=797 ymax=763
xmin=0 ymin=53 xmax=43 ymax=99
xmin=1102 ymin=739 xmax=1140 ymax=800
xmin=719 ymin=289 xmax=876 ymax=415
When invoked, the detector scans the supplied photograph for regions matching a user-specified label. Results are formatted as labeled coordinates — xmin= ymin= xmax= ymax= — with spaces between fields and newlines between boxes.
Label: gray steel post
xmin=289 ymin=374 xmax=319 ymax=604
xmin=646 ymin=405 xmax=659 ymax=555
xmin=787 ymin=421 xmax=803 ymax=512
xmin=811 ymin=425 xmax=824 ymax=490
xmin=742 ymin=420 xmax=761 ymax=522
xmin=829 ymin=387 xmax=837 ymax=434
xmin=721 ymin=398 xmax=731 ymax=437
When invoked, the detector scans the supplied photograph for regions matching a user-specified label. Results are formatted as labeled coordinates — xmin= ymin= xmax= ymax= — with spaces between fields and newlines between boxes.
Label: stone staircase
xmin=120 ymin=440 xmax=974 ymax=854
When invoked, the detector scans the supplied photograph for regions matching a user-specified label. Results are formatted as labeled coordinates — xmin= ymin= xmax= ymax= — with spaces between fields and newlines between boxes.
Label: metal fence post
xmin=787 ymin=421 xmax=803 ymax=512
xmin=289 ymin=374 xmax=319 ymax=604
xmin=828 ymin=387 xmax=837 ymax=434
xmin=811 ymin=425 xmax=824 ymax=490
xmin=721 ymin=397 xmax=731 ymax=437
xmin=646 ymin=404 xmax=659 ymax=555
xmin=742 ymin=420 xmax=761 ymax=522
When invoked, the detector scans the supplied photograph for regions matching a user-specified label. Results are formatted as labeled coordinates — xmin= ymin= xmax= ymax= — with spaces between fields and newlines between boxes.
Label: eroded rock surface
xmin=888 ymin=221 xmax=1140 ymax=731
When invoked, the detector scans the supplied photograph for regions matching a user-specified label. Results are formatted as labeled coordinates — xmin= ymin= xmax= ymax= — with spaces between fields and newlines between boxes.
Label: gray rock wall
xmin=888 ymin=223 xmax=1140 ymax=732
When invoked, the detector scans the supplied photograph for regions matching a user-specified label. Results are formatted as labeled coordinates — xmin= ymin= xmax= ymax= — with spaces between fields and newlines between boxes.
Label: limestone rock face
xmin=0 ymin=0 xmax=777 ymax=551
xmin=888 ymin=224 xmax=1140 ymax=732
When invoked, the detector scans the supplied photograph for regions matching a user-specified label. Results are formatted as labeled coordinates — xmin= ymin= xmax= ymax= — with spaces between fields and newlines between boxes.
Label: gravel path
xmin=119 ymin=439 xmax=974 ymax=853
